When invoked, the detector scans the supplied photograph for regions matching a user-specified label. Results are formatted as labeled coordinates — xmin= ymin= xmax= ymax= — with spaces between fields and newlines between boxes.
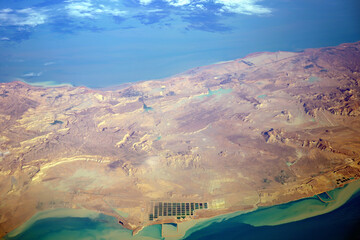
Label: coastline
xmin=4 ymin=209 xmax=101 ymax=239
xmin=1 ymin=41 xmax=359 ymax=240
xmin=182 ymin=179 xmax=360 ymax=239
xmin=19 ymin=80 xmax=73 ymax=88
xmin=241 ymin=180 xmax=360 ymax=227
xmin=4 ymin=179 xmax=360 ymax=240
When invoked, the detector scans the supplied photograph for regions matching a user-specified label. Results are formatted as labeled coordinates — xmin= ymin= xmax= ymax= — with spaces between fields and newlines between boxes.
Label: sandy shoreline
xmin=4 ymin=180 xmax=360 ymax=240
xmin=181 ymin=179 xmax=360 ymax=239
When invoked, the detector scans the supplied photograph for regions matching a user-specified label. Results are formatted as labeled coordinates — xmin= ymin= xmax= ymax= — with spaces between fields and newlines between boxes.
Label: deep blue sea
xmin=184 ymin=191 xmax=360 ymax=240
xmin=4 ymin=182 xmax=360 ymax=240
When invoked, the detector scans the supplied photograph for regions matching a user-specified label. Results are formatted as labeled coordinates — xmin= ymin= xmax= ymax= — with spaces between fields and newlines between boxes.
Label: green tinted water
xmin=196 ymin=88 xmax=232 ymax=99
xmin=5 ymin=181 xmax=360 ymax=240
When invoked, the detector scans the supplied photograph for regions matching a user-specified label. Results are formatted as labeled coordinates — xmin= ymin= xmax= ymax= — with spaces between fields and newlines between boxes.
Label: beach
xmin=4 ymin=180 xmax=360 ymax=240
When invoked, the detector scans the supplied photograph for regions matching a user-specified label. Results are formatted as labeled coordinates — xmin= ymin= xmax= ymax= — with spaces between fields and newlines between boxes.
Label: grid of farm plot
xmin=149 ymin=202 xmax=208 ymax=221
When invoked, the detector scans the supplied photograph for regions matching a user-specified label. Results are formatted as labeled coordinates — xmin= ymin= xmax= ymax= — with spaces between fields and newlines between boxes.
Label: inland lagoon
xmin=196 ymin=88 xmax=233 ymax=99
xmin=4 ymin=180 xmax=360 ymax=240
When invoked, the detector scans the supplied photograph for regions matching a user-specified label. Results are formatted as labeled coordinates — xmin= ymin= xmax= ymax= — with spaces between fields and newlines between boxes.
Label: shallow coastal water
xmin=184 ymin=191 xmax=360 ymax=240
xmin=184 ymin=180 xmax=360 ymax=240
xmin=20 ymin=80 xmax=73 ymax=88
xmin=4 ymin=181 xmax=360 ymax=240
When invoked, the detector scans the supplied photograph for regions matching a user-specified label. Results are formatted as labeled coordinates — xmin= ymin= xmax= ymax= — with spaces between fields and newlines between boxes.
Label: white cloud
xmin=139 ymin=0 xmax=192 ymax=6
xmin=22 ymin=72 xmax=43 ymax=77
xmin=65 ymin=0 xmax=126 ymax=18
xmin=214 ymin=0 xmax=271 ymax=15
xmin=66 ymin=1 xmax=94 ymax=18
xmin=1 ymin=37 xmax=10 ymax=41
xmin=107 ymin=8 xmax=127 ymax=17
xmin=139 ymin=0 xmax=154 ymax=5
xmin=0 ymin=8 xmax=47 ymax=27
xmin=137 ymin=0 xmax=270 ymax=14
xmin=139 ymin=0 xmax=191 ymax=6
xmin=1 ymin=8 xmax=12 ymax=13
xmin=44 ymin=61 xmax=55 ymax=66
xmin=194 ymin=4 xmax=205 ymax=10
xmin=165 ymin=0 xmax=191 ymax=6
xmin=147 ymin=9 xmax=164 ymax=13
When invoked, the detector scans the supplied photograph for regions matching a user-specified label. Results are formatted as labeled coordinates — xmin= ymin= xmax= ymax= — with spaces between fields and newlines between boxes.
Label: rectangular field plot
xmin=149 ymin=201 xmax=208 ymax=221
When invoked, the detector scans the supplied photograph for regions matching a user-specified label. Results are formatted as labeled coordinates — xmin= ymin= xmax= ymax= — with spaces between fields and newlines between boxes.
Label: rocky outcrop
xmin=302 ymin=138 xmax=335 ymax=152
xmin=300 ymin=87 xmax=360 ymax=117
xmin=164 ymin=151 xmax=201 ymax=169
xmin=261 ymin=128 xmax=289 ymax=144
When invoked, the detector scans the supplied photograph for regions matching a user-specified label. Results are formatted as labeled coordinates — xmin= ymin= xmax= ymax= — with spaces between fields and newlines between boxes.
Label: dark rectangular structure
xmin=149 ymin=202 xmax=208 ymax=221
xmin=154 ymin=206 xmax=158 ymax=218
xmin=164 ymin=203 xmax=167 ymax=216
xmin=173 ymin=203 xmax=177 ymax=216
xmin=159 ymin=202 xmax=163 ymax=216
xmin=168 ymin=203 xmax=172 ymax=216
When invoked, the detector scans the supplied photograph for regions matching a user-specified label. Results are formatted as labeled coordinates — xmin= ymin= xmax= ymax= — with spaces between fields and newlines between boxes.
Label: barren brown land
xmin=1 ymin=42 xmax=360 ymax=237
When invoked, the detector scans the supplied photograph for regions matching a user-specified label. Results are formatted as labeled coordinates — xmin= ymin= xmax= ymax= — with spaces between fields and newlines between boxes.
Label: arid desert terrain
xmin=1 ymin=42 xmax=360 ymax=237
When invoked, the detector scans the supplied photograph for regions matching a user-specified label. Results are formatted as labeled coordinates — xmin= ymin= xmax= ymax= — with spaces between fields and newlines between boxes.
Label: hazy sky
xmin=0 ymin=0 xmax=359 ymax=88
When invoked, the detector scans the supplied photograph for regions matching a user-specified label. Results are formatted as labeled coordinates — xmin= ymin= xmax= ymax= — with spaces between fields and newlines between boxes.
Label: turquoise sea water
xmin=184 ymin=191 xmax=360 ymax=240
xmin=4 ymin=181 xmax=360 ymax=240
